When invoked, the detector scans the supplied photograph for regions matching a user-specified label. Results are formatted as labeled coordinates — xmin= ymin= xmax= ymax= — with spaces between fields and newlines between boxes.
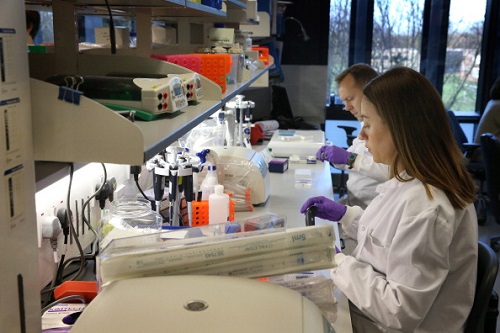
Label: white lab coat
xmin=332 ymin=174 xmax=478 ymax=333
xmin=335 ymin=135 xmax=389 ymax=209
xmin=335 ymin=135 xmax=389 ymax=254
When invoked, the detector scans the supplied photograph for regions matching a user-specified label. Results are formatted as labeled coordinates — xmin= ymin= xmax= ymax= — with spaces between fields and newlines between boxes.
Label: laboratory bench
xmin=234 ymin=153 xmax=353 ymax=333
xmin=43 ymin=147 xmax=353 ymax=333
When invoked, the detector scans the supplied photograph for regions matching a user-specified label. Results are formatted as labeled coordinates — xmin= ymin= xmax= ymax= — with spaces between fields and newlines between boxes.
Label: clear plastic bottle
xmin=98 ymin=199 xmax=162 ymax=251
xmin=209 ymin=184 xmax=229 ymax=224
xmin=260 ymin=147 xmax=274 ymax=164
xmin=200 ymin=165 xmax=219 ymax=200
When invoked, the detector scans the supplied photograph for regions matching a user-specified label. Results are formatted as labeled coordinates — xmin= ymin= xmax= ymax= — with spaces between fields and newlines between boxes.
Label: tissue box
xmin=95 ymin=26 xmax=130 ymax=47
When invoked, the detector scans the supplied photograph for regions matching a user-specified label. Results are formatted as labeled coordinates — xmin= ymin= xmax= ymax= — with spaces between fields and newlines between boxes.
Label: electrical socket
xmin=36 ymin=196 xmax=97 ymax=289
xmin=36 ymin=163 xmax=131 ymax=290
xmin=40 ymin=215 xmax=62 ymax=241
xmin=95 ymin=177 xmax=117 ymax=209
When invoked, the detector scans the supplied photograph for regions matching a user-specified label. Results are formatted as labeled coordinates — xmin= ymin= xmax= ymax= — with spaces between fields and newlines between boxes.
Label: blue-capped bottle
xmin=200 ymin=164 xmax=219 ymax=200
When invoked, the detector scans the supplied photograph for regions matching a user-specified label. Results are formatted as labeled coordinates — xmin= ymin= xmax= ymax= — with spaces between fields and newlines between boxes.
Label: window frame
xmin=343 ymin=0 xmax=499 ymax=116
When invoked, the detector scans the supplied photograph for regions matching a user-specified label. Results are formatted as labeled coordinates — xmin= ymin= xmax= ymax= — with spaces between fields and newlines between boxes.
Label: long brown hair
xmin=363 ymin=67 xmax=476 ymax=209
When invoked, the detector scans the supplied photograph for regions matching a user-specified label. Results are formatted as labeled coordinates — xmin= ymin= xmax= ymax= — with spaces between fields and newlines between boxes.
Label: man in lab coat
xmin=317 ymin=64 xmax=389 ymax=253
xmin=318 ymin=64 xmax=388 ymax=209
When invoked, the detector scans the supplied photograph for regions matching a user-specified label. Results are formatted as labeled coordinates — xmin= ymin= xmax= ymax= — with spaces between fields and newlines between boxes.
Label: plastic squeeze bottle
xmin=200 ymin=165 xmax=219 ymax=200
xmin=209 ymin=184 xmax=229 ymax=224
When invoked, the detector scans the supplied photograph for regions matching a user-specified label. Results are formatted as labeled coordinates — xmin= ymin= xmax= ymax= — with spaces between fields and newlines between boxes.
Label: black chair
xmin=480 ymin=133 xmax=500 ymax=250
xmin=334 ymin=125 xmax=357 ymax=197
xmin=465 ymin=241 xmax=499 ymax=333
xmin=337 ymin=125 xmax=357 ymax=146
xmin=447 ymin=111 xmax=487 ymax=224
xmin=448 ymin=110 xmax=471 ymax=151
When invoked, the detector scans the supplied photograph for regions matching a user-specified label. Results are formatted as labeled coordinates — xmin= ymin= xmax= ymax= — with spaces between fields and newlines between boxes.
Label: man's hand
xmin=316 ymin=145 xmax=350 ymax=165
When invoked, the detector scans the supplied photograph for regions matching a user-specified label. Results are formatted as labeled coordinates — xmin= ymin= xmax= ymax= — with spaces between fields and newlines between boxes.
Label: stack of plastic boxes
xmin=151 ymin=53 xmax=232 ymax=93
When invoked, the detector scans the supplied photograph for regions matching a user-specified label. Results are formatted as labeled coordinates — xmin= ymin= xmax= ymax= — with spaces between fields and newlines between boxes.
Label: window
xmin=77 ymin=15 xmax=135 ymax=45
xmin=442 ymin=0 xmax=487 ymax=111
xmin=327 ymin=0 xmax=489 ymax=114
xmin=327 ymin=0 xmax=351 ymax=96
xmin=38 ymin=11 xmax=54 ymax=44
xmin=371 ymin=0 xmax=424 ymax=72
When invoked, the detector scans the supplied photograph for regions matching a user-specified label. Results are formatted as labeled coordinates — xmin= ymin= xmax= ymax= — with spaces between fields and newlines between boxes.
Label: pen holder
xmin=192 ymin=200 xmax=235 ymax=226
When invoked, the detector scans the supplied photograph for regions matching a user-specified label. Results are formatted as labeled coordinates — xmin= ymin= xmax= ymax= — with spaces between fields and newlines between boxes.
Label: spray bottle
xmin=200 ymin=164 xmax=219 ymax=200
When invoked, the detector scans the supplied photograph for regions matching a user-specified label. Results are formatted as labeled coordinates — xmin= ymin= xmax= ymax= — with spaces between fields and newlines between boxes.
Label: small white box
xmin=95 ymin=26 xmax=130 ymax=47
xmin=246 ymin=0 xmax=258 ymax=20
xmin=268 ymin=130 xmax=325 ymax=158
xmin=295 ymin=169 xmax=312 ymax=188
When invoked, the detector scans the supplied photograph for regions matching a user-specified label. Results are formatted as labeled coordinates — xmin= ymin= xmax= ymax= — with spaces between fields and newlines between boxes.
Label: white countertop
xmin=235 ymin=156 xmax=352 ymax=333
xmin=235 ymin=159 xmax=341 ymax=242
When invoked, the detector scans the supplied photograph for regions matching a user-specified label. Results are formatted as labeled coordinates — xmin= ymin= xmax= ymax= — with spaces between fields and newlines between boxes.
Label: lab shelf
xmin=150 ymin=2 xmax=225 ymax=17
xmin=31 ymin=55 xmax=222 ymax=166
xmin=27 ymin=0 xmax=225 ymax=18
xmin=149 ymin=1 xmax=251 ymax=20
xmin=203 ymin=2 xmax=257 ymax=24
xmin=31 ymin=54 xmax=270 ymax=167
xmin=29 ymin=0 xmax=267 ymax=188
xmin=225 ymin=0 xmax=247 ymax=9
xmin=26 ymin=0 xmax=184 ymax=7
xmin=222 ymin=58 xmax=273 ymax=103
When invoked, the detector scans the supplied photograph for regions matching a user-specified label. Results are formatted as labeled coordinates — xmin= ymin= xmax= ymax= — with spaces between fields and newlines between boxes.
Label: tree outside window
xmin=371 ymin=0 xmax=423 ymax=72
xmin=443 ymin=0 xmax=486 ymax=112
xmin=327 ymin=0 xmax=351 ymax=96
xmin=328 ymin=0 xmax=487 ymax=113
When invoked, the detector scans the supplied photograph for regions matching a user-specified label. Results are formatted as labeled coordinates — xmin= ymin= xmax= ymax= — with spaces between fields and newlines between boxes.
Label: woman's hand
xmin=300 ymin=196 xmax=347 ymax=221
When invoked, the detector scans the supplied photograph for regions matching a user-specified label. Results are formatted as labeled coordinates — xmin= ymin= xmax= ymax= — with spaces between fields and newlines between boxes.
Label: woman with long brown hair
xmin=301 ymin=67 xmax=477 ymax=332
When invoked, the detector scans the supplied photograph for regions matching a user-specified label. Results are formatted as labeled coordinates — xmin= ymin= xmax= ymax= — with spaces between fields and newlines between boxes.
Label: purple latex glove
xmin=316 ymin=145 xmax=350 ymax=164
xmin=300 ymin=196 xmax=347 ymax=222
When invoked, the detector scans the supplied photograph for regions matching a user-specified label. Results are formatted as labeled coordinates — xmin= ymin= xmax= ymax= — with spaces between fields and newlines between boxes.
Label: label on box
xmin=208 ymin=28 xmax=234 ymax=47
xmin=42 ymin=303 xmax=86 ymax=332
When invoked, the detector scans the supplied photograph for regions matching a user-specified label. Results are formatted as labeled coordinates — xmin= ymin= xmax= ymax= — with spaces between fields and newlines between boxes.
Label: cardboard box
xmin=208 ymin=27 xmax=234 ymax=47
xmin=95 ymin=26 xmax=130 ymax=47
xmin=152 ymin=25 xmax=177 ymax=45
